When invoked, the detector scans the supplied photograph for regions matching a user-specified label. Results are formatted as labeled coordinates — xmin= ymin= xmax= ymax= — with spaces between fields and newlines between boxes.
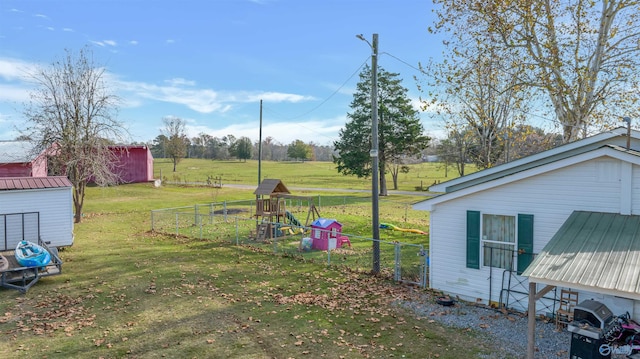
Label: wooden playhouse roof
xmin=253 ymin=179 xmax=290 ymax=196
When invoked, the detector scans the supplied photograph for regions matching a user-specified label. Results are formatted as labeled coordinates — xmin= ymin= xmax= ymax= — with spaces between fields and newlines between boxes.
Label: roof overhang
xmin=414 ymin=145 xmax=640 ymax=212
xmin=522 ymin=211 xmax=640 ymax=301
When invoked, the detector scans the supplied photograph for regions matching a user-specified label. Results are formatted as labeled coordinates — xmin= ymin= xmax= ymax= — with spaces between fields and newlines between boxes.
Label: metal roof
xmin=0 ymin=141 xmax=40 ymax=164
xmin=0 ymin=176 xmax=72 ymax=191
xmin=522 ymin=211 xmax=640 ymax=300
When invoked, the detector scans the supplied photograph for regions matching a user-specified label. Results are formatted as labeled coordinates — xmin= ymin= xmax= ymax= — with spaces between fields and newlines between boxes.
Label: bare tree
xmin=22 ymin=47 xmax=125 ymax=223
xmin=430 ymin=0 xmax=640 ymax=142
xmin=422 ymin=41 xmax=530 ymax=168
xmin=161 ymin=116 xmax=188 ymax=172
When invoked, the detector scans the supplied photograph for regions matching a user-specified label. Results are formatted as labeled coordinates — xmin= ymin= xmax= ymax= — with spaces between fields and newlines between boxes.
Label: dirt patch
xmin=213 ymin=208 xmax=247 ymax=215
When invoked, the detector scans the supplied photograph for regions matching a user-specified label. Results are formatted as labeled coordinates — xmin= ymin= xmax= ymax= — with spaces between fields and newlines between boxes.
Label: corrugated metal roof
xmin=523 ymin=211 xmax=640 ymax=299
xmin=253 ymin=179 xmax=290 ymax=196
xmin=0 ymin=141 xmax=39 ymax=163
xmin=0 ymin=176 xmax=72 ymax=190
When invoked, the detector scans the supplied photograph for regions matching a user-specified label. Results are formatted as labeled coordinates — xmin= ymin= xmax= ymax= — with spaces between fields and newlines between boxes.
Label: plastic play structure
xmin=380 ymin=222 xmax=428 ymax=235
xmin=308 ymin=218 xmax=350 ymax=250
xmin=253 ymin=179 xmax=320 ymax=241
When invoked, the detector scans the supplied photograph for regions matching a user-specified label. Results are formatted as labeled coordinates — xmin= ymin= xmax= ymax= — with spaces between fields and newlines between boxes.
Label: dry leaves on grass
xmin=0 ymin=293 xmax=95 ymax=337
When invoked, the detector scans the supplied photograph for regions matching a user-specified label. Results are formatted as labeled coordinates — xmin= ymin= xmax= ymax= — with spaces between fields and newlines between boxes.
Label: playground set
xmin=252 ymin=179 xmax=426 ymax=251
xmin=253 ymin=179 xmax=321 ymax=242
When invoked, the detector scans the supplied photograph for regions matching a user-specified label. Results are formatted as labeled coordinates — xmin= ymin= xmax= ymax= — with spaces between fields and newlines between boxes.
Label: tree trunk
xmin=379 ymin=161 xmax=388 ymax=196
xmin=73 ymin=181 xmax=85 ymax=223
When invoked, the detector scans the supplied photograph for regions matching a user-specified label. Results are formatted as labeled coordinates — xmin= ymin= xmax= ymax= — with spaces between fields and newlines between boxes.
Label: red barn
xmin=0 ymin=141 xmax=49 ymax=177
xmin=108 ymin=146 xmax=154 ymax=183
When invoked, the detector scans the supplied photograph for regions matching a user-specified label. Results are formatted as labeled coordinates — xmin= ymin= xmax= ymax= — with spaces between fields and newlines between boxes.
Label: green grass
xmin=154 ymin=158 xmax=474 ymax=192
xmin=0 ymin=162 xmax=509 ymax=359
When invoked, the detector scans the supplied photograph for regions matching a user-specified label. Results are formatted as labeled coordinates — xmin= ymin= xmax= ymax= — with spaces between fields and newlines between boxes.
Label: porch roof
xmin=522 ymin=211 xmax=640 ymax=300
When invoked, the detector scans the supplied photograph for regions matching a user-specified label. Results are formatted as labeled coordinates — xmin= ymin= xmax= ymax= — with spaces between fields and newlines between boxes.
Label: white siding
xmin=0 ymin=187 xmax=74 ymax=249
xmin=429 ymin=158 xmax=634 ymax=311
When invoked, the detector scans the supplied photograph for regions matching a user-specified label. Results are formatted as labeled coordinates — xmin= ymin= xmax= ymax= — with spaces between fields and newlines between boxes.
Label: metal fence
xmin=150 ymin=199 xmax=428 ymax=288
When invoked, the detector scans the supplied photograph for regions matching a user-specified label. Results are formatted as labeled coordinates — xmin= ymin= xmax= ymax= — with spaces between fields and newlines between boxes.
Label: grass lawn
xmin=0 ymin=162 xmax=507 ymax=359
xmin=153 ymin=158 xmax=473 ymax=193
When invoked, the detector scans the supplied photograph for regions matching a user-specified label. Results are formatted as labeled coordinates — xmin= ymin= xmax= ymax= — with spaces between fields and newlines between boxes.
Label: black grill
xmin=568 ymin=300 xmax=616 ymax=359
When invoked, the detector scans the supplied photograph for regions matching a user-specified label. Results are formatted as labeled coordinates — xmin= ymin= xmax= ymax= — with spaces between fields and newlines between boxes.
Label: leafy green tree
xmin=161 ymin=116 xmax=189 ymax=172
xmin=150 ymin=134 xmax=168 ymax=158
xmin=230 ymin=136 xmax=252 ymax=162
xmin=287 ymin=140 xmax=311 ymax=161
xmin=333 ymin=65 xmax=430 ymax=195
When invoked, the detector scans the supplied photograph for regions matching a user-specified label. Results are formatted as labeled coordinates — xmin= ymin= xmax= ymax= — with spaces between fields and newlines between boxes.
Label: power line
xmin=264 ymin=57 xmax=369 ymax=122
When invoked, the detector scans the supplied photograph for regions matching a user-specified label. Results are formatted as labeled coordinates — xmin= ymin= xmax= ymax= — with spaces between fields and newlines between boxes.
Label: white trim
xmin=414 ymin=146 xmax=640 ymax=211
xmin=429 ymin=128 xmax=638 ymax=193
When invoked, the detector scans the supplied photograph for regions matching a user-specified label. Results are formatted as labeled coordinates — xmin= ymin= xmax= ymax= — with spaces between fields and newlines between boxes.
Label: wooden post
xmin=527 ymin=281 xmax=536 ymax=359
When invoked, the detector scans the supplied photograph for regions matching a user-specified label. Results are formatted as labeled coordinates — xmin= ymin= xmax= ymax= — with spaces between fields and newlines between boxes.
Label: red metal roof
xmin=0 ymin=176 xmax=72 ymax=191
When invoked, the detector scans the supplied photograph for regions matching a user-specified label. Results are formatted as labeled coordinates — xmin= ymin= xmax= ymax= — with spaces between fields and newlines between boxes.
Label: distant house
xmin=0 ymin=141 xmax=49 ymax=177
xmin=108 ymin=146 xmax=154 ymax=183
xmin=413 ymin=127 xmax=640 ymax=318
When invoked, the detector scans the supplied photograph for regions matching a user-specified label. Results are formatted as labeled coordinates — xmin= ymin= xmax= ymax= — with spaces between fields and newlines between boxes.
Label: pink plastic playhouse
xmin=310 ymin=218 xmax=350 ymax=250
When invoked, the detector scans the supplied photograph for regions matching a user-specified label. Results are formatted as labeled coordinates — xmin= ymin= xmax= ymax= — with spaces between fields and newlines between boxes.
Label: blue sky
xmin=0 ymin=0 xmax=443 ymax=146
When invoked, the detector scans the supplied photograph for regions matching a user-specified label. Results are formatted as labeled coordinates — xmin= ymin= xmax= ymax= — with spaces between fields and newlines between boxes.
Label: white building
xmin=0 ymin=176 xmax=74 ymax=250
xmin=414 ymin=127 xmax=640 ymax=319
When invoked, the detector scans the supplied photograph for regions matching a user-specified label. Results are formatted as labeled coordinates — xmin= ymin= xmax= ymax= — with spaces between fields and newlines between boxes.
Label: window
xmin=482 ymin=214 xmax=515 ymax=270
xmin=466 ymin=211 xmax=534 ymax=273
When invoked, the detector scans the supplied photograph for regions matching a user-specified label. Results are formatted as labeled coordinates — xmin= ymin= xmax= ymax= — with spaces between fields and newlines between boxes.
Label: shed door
xmin=1 ymin=212 xmax=40 ymax=250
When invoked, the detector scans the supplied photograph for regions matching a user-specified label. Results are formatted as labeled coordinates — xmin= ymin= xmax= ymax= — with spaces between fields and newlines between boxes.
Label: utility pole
xmin=357 ymin=33 xmax=380 ymax=274
xmin=258 ymin=99 xmax=263 ymax=185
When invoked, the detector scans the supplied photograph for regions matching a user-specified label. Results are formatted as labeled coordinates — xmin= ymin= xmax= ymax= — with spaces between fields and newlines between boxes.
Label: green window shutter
xmin=517 ymin=214 xmax=534 ymax=275
xmin=466 ymin=210 xmax=480 ymax=269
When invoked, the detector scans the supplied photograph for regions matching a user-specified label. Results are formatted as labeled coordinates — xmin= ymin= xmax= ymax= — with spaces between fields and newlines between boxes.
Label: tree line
xmin=150 ymin=117 xmax=335 ymax=169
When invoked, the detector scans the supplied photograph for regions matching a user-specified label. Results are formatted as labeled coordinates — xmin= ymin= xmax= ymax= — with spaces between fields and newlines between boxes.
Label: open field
xmin=0 ymin=162 xmax=510 ymax=359
xmin=153 ymin=158 xmax=473 ymax=193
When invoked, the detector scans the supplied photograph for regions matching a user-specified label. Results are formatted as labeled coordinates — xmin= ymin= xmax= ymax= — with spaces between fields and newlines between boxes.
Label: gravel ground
xmin=400 ymin=295 xmax=573 ymax=359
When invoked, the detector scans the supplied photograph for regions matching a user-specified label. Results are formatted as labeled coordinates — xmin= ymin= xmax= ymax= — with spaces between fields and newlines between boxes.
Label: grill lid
xmin=573 ymin=300 xmax=614 ymax=329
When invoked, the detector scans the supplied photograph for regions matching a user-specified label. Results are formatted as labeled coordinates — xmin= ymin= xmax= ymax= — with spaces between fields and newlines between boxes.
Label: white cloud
xmin=129 ymin=40 xmax=138 ymax=45
xmin=0 ymin=84 xmax=30 ymax=102
xmin=165 ymin=78 xmax=196 ymax=87
xmin=0 ymin=57 xmax=38 ymax=81
xmin=114 ymin=75 xmax=315 ymax=114
xmin=62 ymin=28 xmax=73 ymax=32
xmin=247 ymin=92 xmax=315 ymax=103
xmin=91 ymin=40 xmax=117 ymax=47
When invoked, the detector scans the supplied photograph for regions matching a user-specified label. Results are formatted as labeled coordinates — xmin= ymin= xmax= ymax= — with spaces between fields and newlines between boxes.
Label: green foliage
xmin=229 ymin=136 xmax=252 ymax=162
xmin=287 ymin=139 xmax=312 ymax=161
xmin=334 ymin=65 xmax=430 ymax=194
